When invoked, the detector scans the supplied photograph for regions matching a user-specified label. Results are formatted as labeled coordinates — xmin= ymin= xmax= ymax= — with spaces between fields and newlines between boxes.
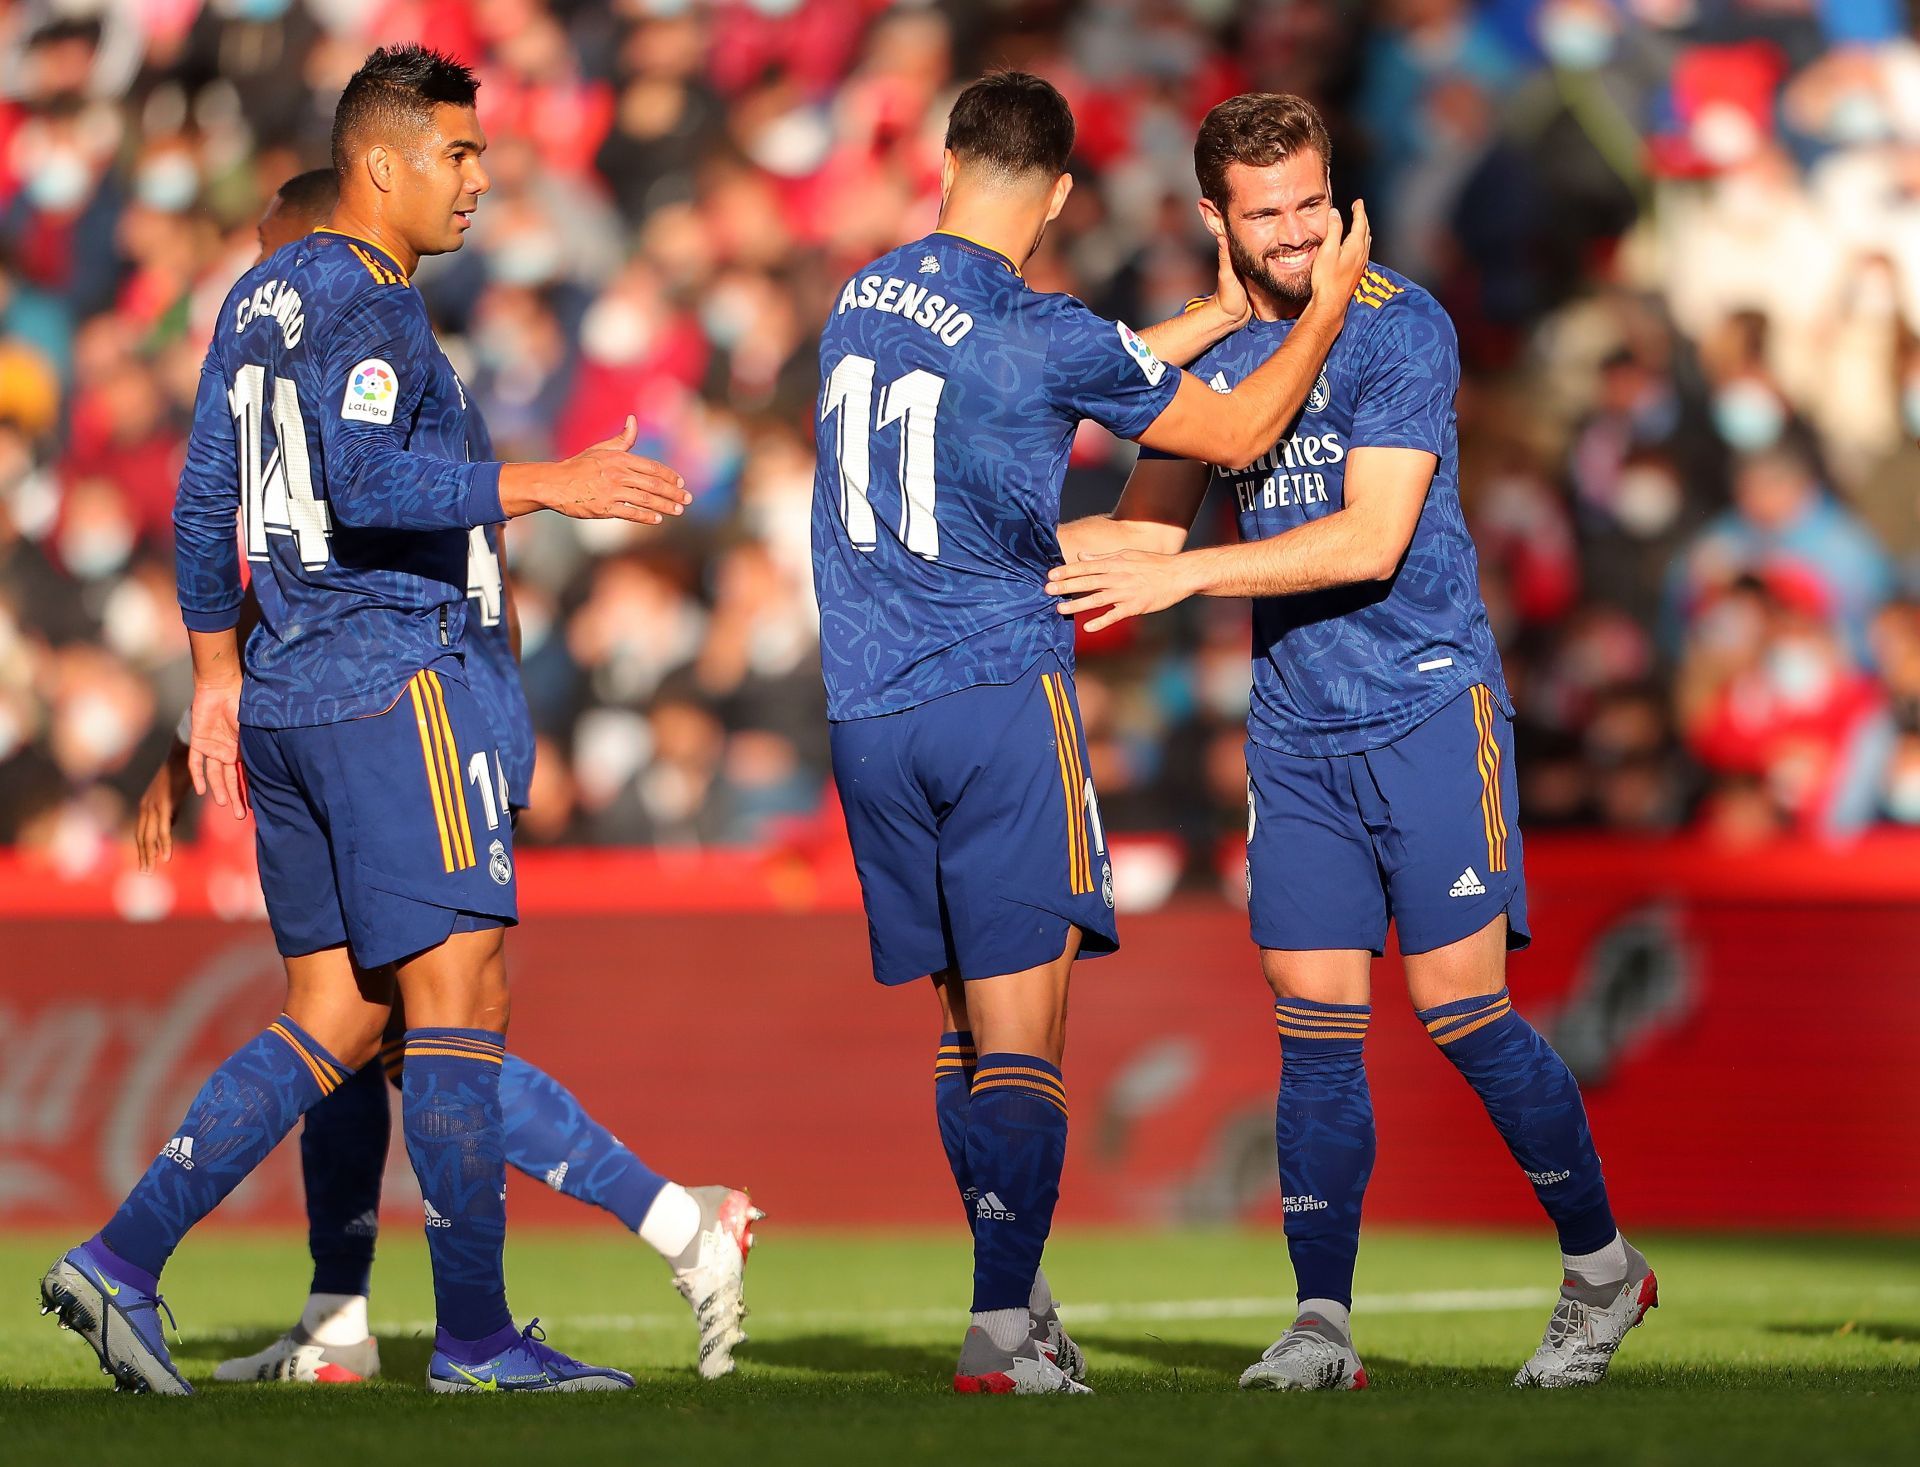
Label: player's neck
xmin=322 ymin=204 xmax=417 ymax=280
xmin=1249 ymin=282 xmax=1307 ymax=324
xmin=932 ymin=203 xmax=1040 ymax=276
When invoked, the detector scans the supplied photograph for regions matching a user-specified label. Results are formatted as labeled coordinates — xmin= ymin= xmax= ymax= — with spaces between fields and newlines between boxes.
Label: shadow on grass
xmin=1764 ymin=1321 xmax=1920 ymax=1347
xmin=728 ymin=1332 xmax=957 ymax=1379
xmin=1072 ymin=1333 xmax=1514 ymax=1390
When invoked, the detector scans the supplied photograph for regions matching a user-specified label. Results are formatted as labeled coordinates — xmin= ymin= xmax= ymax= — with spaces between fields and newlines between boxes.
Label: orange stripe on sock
xmin=970 ymin=1077 xmax=1069 ymax=1116
xmin=403 ymin=1045 xmax=506 ymax=1065
xmin=1431 ymin=1002 xmax=1512 ymax=1046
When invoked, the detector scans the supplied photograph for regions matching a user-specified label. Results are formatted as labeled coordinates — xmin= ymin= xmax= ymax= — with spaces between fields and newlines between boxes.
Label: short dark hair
xmin=1194 ymin=93 xmax=1332 ymax=211
xmin=944 ymin=70 xmax=1074 ymax=182
xmin=330 ymin=44 xmax=480 ymax=174
xmin=276 ymin=168 xmax=339 ymax=222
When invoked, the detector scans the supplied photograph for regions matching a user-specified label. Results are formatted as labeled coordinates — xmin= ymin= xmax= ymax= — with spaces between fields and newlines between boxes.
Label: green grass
xmin=1 ymin=1228 xmax=1915 ymax=1465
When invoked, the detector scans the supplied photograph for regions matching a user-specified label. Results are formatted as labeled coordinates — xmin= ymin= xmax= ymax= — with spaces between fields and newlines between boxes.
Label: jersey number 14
xmin=232 ymin=363 xmax=331 ymax=570
xmin=821 ymin=354 xmax=945 ymax=561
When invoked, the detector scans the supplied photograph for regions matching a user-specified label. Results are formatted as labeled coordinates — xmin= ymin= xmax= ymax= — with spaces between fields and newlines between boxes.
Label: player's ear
xmin=1197 ymin=196 xmax=1227 ymax=241
xmin=1045 ymin=171 xmax=1072 ymax=224
xmin=939 ymin=148 xmax=958 ymax=206
xmin=365 ymin=143 xmax=394 ymax=194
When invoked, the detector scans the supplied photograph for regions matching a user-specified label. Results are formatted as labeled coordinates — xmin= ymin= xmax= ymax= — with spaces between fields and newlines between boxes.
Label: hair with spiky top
xmin=330 ymin=44 xmax=480 ymax=174
xmin=944 ymin=70 xmax=1075 ymax=182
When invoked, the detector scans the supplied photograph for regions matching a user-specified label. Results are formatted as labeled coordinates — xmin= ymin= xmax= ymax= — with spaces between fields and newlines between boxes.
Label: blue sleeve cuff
xmin=460 ymin=460 xmax=505 ymax=527
xmin=180 ymin=604 xmax=242 ymax=633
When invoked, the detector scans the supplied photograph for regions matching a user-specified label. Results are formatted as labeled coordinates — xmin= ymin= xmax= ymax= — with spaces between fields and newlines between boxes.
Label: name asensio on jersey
xmin=834 ymin=273 xmax=975 ymax=346
xmin=232 ymin=277 xmax=306 ymax=349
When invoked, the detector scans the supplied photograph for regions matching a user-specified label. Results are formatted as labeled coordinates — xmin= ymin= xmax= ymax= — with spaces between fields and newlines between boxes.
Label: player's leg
xmin=932 ymin=974 xmax=1074 ymax=1377
xmin=1240 ymin=745 xmax=1385 ymax=1393
xmin=934 ymin=657 xmax=1113 ymax=1396
xmin=325 ymin=668 xmax=629 ymax=1392
xmin=41 ymin=726 xmax=390 ymax=1395
xmin=1383 ymin=686 xmax=1654 ymax=1387
xmin=493 ymin=1049 xmax=761 ymax=1378
xmin=217 ymin=966 xmax=399 ymax=1386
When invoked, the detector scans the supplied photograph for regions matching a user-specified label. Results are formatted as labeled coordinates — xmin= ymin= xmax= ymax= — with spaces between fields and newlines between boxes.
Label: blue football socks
xmin=97 ymin=1015 xmax=349 ymax=1282
xmin=933 ymin=1030 xmax=979 ymax=1223
xmin=301 ymin=1059 xmax=390 ymax=1298
xmin=499 ymin=1053 xmax=668 ymax=1232
xmin=1274 ymin=998 xmax=1376 ymax=1309
xmin=964 ymin=1053 xmax=1067 ymax=1314
xmin=400 ymin=1028 xmax=514 ymax=1356
xmin=1418 ymin=988 xmax=1616 ymax=1254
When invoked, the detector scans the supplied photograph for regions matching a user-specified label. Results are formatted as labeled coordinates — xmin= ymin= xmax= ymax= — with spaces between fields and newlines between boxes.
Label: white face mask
xmin=1887 ymin=770 xmax=1920 ymax=824
xmin=1614 ymin=467 xmax=1682 ymax=538
xmin=64 ymin=691 xmax=137 ymax=768
xmin=59 ymin=518 xmax=135 ymax=580
xmin=1766 ymin=639 xmax=1834 ymax=705
xmin=27 ymin=150 xmax=91 ymax=212
xmin=579 ymin=295 xmax=655 ymax=366
xmin=136 ymin=154 xmax=199 ymax=213
xmin=1539 ymin=5 xmax=1616 ymax=70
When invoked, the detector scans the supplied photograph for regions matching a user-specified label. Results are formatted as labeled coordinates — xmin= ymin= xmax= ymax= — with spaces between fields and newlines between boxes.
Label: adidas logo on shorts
xmin=1449 ymin=867 xmax=1488 ymax=898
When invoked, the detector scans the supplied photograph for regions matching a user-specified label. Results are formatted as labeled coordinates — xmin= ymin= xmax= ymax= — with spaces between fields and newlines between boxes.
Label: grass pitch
xmin=0 ymin=1227 xmax=1914 ymax=1465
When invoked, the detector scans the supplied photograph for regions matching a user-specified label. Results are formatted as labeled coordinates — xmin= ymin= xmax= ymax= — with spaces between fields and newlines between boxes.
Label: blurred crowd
xmin=4 ymin=0 xmax=1920 ymax=882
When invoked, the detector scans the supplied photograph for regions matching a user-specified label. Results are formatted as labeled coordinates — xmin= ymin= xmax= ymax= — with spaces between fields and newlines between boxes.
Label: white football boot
xmin=1513 ymin=1241 xmax=1658 ymax=1388
xmin=214 ymin=1326 xmax=381 ymax=1383
xmin=1030 ymin=1302 xmax=1087 ymax=1384
xmin=954 ymin=1325 xmax=1093 ymax=1395
xmin=669 ymin=1185 xmax=762 ymax=1379
xmin=1239 ymin=1314 xmax=1369 ymax=1392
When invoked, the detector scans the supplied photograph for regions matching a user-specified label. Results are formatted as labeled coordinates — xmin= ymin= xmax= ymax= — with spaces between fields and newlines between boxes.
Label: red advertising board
xmin=0 ymin=836 xmax=1916 ymax=1231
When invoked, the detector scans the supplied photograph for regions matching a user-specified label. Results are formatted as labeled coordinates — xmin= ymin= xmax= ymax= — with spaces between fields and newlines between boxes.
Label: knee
xmin=284 ymin=1004 xmax=388 ymax=1071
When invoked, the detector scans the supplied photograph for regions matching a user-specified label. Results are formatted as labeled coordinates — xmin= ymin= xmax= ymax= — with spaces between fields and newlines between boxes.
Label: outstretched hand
xmin=186 ymin=681 xmax=247 ymax=820
xmin=549 ymin=415 xmax=691 ymax=525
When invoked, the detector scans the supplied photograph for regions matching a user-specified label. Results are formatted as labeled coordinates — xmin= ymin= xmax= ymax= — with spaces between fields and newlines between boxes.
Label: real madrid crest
xmin=1306 ymin=369 xmax=1332 ymax=414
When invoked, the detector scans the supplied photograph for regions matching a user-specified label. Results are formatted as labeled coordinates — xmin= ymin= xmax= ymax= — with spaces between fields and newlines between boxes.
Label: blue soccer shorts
xmin=1246 ymin=683 xmax=1529 ymax=957
xmin=243 ymin=666 xmax=519 ymax=969
xmin=831 ymin=653 xmax=1118 ymax=986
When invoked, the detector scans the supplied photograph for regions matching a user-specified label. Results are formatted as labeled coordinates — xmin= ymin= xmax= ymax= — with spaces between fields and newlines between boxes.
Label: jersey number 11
xmin=821 ymin=354 xmax=946 ymax=562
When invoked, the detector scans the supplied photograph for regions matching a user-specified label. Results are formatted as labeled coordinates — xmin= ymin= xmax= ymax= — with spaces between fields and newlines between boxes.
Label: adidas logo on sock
xmin=1449 ymin=867 xmax=1487 ymax=898
xmin=423 ymin=1199 xmax=452 ymax=1229
xmin=544 ymin=1162 xmax=569 ymax=1191
xmin=345 ymin=1208 xmax=379 ymax=1237
xmin=975 ymin=1191 xmax=1016 ymax=1222
xmin=162 ymin=1136 xmax=195 ymax=1170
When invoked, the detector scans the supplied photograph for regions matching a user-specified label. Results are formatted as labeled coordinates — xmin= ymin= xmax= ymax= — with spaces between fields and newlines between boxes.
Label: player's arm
xmin=321 ymin=293 xmax=689 ymax=532
xmin=1132 ymin=201 xmax=1370 ymax=471
xmin=172 ymin=363 xmax=250 ymax=817
xmin=137 ymin=591 xmax=264 ymax=867
xmin=1048 ymin=448 xmax=1435 ymax=629
xmin=1057 ymin=457 xmax=1211 ymax=560
xmin=1133 ymin=234 xmax=1250 ymax=369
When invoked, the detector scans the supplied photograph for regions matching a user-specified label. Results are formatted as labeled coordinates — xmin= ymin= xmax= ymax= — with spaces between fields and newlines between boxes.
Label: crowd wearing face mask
xmin=2 ymin=0 xmax=1919 ymax=887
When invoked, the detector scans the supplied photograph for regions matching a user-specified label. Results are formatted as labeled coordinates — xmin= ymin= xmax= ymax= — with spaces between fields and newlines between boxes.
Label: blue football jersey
xmin=457 ymin=411 xmax=535 ymax=808
xmin=812 ymin=231 xmax=1180 ymax=720
xmin=173 ymin=229 xmax=505 ymax=728
xmin=1144 ymin=265 xmax=1508 ymax=756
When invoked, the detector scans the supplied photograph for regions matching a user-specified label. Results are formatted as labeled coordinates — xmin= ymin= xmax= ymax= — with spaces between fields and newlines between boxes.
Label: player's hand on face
xmin=1311 ymin=199 xmax=1370 ymax=304
xmin=1211 ymin=230 xmax=1251 ymax=327
xmin=1045 ymin=549 xmax=1198 ymax=633
xmin=187 ymin=681 xmax=248 ymax=819
xmin=555 ymin=415 xmax=692 ymax=525
xmin=135 ymin=741 xmax=194 ymax=871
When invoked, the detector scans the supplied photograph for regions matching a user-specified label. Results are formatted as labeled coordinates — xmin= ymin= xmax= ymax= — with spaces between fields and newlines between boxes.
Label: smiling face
xmin=1201 ymin=148 xmax=1330 ymax=308
xmin=384 ymin=102 xmax=489 ymax=258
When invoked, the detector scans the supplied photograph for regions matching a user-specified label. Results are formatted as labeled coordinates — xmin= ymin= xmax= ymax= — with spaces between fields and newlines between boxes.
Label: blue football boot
xmin=40 ymin=1244 xmax=192 ymax=1395
xmin=427 ymin=1319 xmax=634 ymax=1393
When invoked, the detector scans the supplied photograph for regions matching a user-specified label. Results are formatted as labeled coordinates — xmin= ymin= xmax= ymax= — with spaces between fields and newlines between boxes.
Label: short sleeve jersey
xmin=173 ymin=230 xmax=497 ymax=728
xmin=1143 ymin=265 xmax=1508 ymax=756
xmin=456 ymin=410 xmax=534 ymax=807
xmin=812 ymin=231 xmax=1180 ymax=721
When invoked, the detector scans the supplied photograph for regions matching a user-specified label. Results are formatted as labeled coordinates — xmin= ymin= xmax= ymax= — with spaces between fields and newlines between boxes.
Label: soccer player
xmin=813 ymin=71 xmax=1369 ymax=1395
xmin=134 ymin=170 xmax=760 ymax=1386
xmin=1046 ymin=92 xmax=1657 ymax=1391
xmin=41 ymin=46 xmax=692 ymax=1395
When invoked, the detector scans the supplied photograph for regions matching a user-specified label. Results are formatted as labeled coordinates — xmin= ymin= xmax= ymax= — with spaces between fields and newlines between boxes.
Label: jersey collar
xmin=933 ymin=229 xmax=1022 ymax=278
xmin=313 ymin=227 xmax=412 ymax=286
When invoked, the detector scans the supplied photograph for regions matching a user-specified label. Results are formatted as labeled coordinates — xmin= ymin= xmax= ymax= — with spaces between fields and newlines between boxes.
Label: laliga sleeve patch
xmin=340 ymin=358 xmax=399 ymax=424
xmin=1115 ymin=321 xmax=1167 ymax=387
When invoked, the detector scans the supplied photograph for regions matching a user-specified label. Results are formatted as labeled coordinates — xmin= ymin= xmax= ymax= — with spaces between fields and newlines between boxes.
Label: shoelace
xmin=126 ymin=1292 xmax=180 ymax=1340
xmin=520 ymin=1318 xmax=589 ymax=1372
xmin=1263 ymin=1329 xmax=1334 ymax=1364
xmin=1543 ymin=1296 xmax=1588 ymax=1350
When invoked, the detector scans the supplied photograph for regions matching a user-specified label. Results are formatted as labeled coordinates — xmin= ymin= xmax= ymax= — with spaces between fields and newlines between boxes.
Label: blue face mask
xmin=137 ymin=155 xmax=199 ymax=213
xmin=1901 ymin=383 xmax=1920 ymax=441
xmin=1713 ymin=382 xmax=1786 ymax=452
